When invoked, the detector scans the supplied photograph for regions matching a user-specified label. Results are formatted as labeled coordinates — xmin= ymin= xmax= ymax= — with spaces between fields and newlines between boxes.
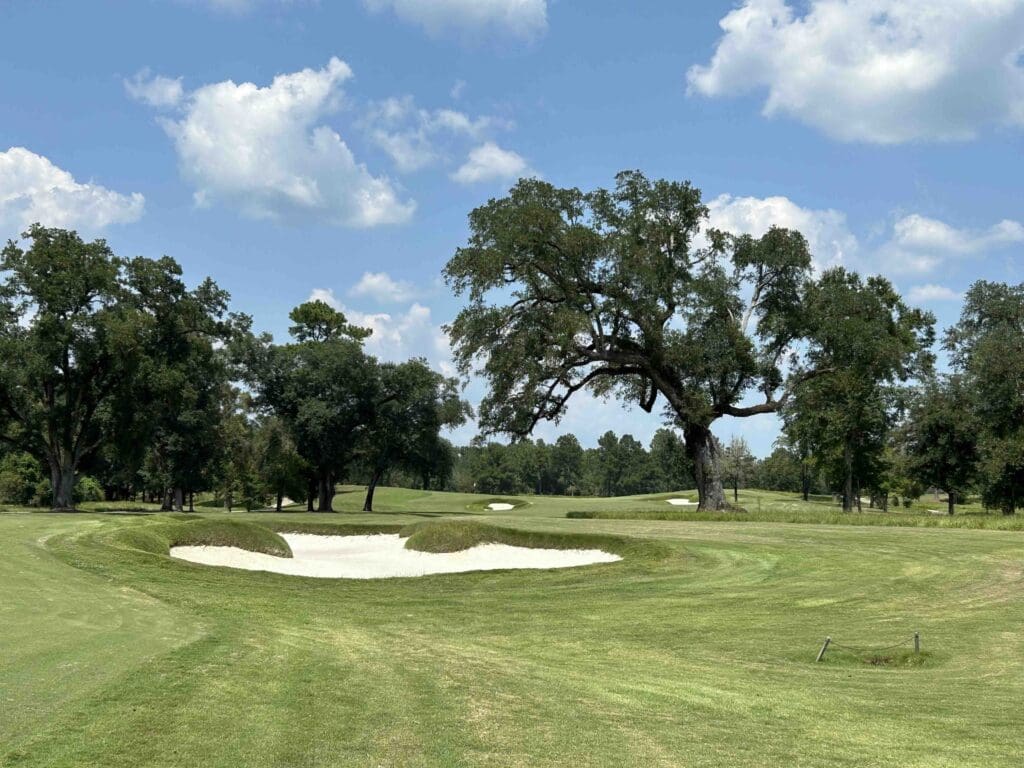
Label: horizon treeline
xmin=1 ymin=223 xmax=1022 ymax=514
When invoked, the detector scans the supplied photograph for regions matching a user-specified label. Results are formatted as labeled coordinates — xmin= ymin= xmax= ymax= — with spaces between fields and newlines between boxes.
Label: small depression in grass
xmin=171 ymin=533 xmax=620 ymax=579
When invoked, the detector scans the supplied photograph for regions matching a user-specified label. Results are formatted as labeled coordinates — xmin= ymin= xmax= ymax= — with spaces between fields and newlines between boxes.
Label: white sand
xmin=170 ymin=533 xmax=620 ymax=579
xmin=667 ymin=498 xmax=697 ymax=506
xmin=487 ymin=503 xmax=516 ymax=511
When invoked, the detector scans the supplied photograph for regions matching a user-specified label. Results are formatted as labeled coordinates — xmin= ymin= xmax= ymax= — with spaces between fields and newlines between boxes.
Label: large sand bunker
xmin=171 ymin=533 xmax=620 ymax=579
xmin=487 ymin=503 xmax=516 ymax=511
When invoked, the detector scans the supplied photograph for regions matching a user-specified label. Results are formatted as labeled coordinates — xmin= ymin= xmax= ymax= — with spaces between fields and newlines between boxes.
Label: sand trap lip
xmin=487 ymin=503 xmax=516 ymax=511
xmin=666 ymin=498 xmax=697 ymax=506
xmin=170 ymin=533 xmax=620 ymax=579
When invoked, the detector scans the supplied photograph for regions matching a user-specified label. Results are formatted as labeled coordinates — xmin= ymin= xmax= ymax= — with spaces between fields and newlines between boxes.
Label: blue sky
xmin=1 ymin=0 xmax=1022 ymax=455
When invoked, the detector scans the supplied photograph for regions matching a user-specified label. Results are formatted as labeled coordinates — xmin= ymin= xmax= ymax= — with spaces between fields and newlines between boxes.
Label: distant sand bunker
xmin=171 ymin=533 xmax=620 ymax=579
xmin=487 ymin=503 xmax=516 ymax=511
xmin=667 ymin=498 xmax=697 ymax=506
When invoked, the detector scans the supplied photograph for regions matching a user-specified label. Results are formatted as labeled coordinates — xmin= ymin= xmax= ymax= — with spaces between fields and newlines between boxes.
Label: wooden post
xmin=816 ymin=636 xmax=831 ymax=662
xmin=914 ymin=632 xmax=920 ymax=653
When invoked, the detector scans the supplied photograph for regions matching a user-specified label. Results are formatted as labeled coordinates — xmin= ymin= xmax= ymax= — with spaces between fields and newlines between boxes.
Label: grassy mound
xmin=115 ymin=517 xmax=293 ymax=558
xmin=400 ymin=519 xmax=662 ymax=561
xmin=402 ymin=520 xmax=497 ymax=552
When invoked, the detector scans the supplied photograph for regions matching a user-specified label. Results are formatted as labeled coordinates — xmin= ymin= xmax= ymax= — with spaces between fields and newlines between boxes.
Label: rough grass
xmin=114 ymin=517 xmax=293 ymax=558
xmin=567 ymin=506 xmax=1024 ymax=529
xmin=399 ymin=519 xmax=654 ymax=559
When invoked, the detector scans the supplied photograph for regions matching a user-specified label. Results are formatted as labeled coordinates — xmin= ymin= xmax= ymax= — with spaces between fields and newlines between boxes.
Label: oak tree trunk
xmin=307 ymin=476 xmax=316 ymax=512
xmin=50 ymin=461 xmax=76 ymax=511
xmin=363 ymin=469 xmax=383 ymax=512
xmin=684 ymin=424 xmax=728 ymax=511
xmin=317 ymin=471 xmax=334 ymax=512
xmin=842 ymin=442 xmax=854 ymax=512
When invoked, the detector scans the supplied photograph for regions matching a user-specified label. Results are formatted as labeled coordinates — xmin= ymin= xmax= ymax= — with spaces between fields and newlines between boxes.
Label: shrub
xmin=0 ymin=452 xmax=45 ymax=506
xmin=74 ymin=475 xmax=104 ymax=503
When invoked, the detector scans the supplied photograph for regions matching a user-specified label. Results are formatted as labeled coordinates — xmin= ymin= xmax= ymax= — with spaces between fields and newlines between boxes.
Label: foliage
xmin=252 ymin=302 xmax=380 ymax=511
xmin=0 ymin=451 xmax=46 ymax=505
xmin=900 ymin=375 xmax=978 ymax=514
xmin=782 ymin=269 xmax=934 ymax=510
xmin=719 ymin=435 xmax=756 ymax=502
xmin=0 ymin=226 xmax=229 ymax=509
xmin=444 ymin=171 xmax=824 ymax=508
xmin=945 ymin=281 xmax=1024 ymax=513
xmin=357 ymin=358 xmax=470 ymax=510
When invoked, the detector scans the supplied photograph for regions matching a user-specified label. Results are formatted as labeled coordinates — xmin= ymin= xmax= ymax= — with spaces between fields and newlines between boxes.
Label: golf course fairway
xmin=2 ymin=489 xmax=1023 ymax=767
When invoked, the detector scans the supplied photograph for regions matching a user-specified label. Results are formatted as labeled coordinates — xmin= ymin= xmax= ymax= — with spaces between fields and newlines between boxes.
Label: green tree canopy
xmin=253 ymin=301 xmax=380 ymax=511
xmin=358 ymin=358 xmax=469 ymax=511
xmin=945 ymin=281 xmax=1024 ymax=513
xmin=0 ymin=226 xmax=228 ymax=509
xmin=783 ymin=269 xmax=934 ymax=510
xmin=445 ymin=171 xmax=871 ymax=508
xmin=901 ymin=375 xmax=978 ymax=514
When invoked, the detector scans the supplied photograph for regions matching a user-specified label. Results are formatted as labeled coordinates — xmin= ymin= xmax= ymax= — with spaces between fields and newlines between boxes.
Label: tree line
xmin=0 ymin=225 xmax=469 ymax=512
xmin=442 ymin=171 xmax=1023 ymax=513
xmin=2 ymin=169 xmax=1022 ymax=515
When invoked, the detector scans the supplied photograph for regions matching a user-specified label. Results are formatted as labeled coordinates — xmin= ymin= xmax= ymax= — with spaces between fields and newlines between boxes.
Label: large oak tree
xmin=445 ymin=172 xmax=842 ymax=509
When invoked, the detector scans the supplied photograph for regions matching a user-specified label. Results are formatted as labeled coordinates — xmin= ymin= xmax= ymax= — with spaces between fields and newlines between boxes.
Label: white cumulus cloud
xmin=349 ymin=271 xmax=417 ymax=303
xmin=907 ymin=283 xmax=963 ymax=302
xmin=363 ymin=0 xmax=547 ymax=39
xmin=0 ymin=147 xmax=145 ymax=234
xmin=150 ymin=57 xmax=414 ymax=227
xmin=879 ymin=213 xmax=1024 ymax=272
xmin=451 ymin=142 xmax=535 ymax=184
xmin=308 ymin=288 xmax=450 ymax=365
xmin=687 ymin=0 xmax=1024 ymax=143
xmin=363 ymin=95 xmax=499 ymax=173
xmin=124 ymin=69 xmax=184 ymax=108
xmin=705 ymin=193 xmax=857 ymax=270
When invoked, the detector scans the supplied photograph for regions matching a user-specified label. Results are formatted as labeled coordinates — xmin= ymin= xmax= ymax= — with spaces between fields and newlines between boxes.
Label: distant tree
xmin=901 ymin=376 xmax=978 ymax=514
xmin=0 ymin=226 xmax=228 ymax=510
xmin=359 ymin=359 xmax=469 ymax=511
xmin=550 ymin=434 xmax=584 ymax=495
xmin=754 ymin=446 xmax=803 ymax=493
xmin=463 ymin=442 xmax=525 ymax=495
xmin=649 ymin=429 xmax=693 ymax=493
xmin=217 ymin=392 xmax=266 ymax=512
xmin=944 ymin=281 xmax=1024 ymax=513
xmin=782 ymin=270 xmax=934 ymax=511
xmin=593 ymin=431 xmax=624 ymax=497
xmin=257 ymin=416 xmax=308 ymax=512
xmin=253 ymin=301 xmax=378 ymax=512
xmin=445 ymin=172 xmax=833 ymax=510
xmin=719 ymin=436 xmax=756 ymax=502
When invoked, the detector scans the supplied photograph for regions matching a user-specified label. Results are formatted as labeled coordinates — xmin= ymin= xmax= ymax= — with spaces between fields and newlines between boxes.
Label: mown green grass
xmin=114 ymin=517 xmax=294 ymax=558
xmin=2 ymin=488 xmax=1024 ymax=766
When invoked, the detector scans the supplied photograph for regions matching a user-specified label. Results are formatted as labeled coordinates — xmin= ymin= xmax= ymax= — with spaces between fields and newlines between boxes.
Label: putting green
xmin=2 ymin=492 xmax=1023 ymax=767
